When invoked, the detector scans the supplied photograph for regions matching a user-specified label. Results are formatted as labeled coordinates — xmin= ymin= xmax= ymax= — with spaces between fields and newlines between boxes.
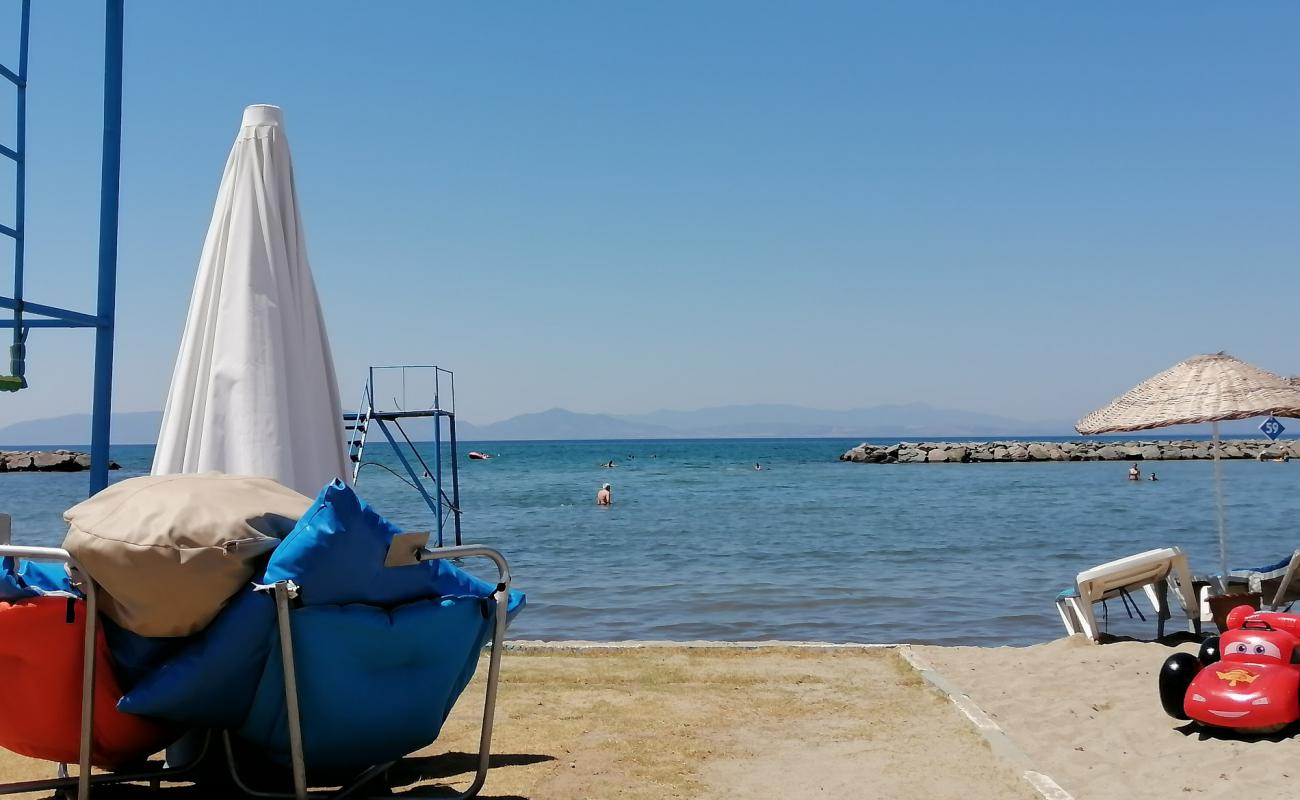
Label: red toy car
xmin=1160 ymin=608 xmax=1300 ymax=733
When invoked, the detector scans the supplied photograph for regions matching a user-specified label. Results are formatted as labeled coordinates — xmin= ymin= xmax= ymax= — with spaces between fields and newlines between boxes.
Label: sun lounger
xmin=1228 ymin=550 xmax=1300 ymax=611
xmin=0 ymin=481 xmax=522 ymax=800
xmin=1055 ymin=547 xmax=1200 ymax=642
xmin=0 ymin=544 xmax=208 ymax=800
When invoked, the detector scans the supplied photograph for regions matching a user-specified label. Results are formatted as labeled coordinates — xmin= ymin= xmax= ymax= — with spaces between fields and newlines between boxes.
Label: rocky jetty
xmin=840 ymin=439 xmax=1300 ymax=464
xmin=0 ymin=450 xmax=121 ymax=472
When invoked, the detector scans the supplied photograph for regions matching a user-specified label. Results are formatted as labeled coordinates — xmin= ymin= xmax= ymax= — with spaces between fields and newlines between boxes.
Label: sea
xmin=3 ymin=437 xmax=1297 ymax=646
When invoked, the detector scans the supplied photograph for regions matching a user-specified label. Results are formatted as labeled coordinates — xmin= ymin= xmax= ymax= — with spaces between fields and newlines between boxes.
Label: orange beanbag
xmin=0 ymin=596 xmax=173 ymax=767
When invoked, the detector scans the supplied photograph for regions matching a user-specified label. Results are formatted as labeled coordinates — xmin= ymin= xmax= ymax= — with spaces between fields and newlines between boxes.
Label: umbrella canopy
xmin=1075 ymin=352 xmax=1300 ymax=584
xmin=153 ymin=104 xmax=349 ymax=497
xmin=1076 ymin=352 xmax=1300 ymax=435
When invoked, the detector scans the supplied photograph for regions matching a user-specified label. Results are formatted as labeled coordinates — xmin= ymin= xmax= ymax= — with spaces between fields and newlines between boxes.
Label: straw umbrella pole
xmin=1076 ymin=353 xmax=1300 ymax=582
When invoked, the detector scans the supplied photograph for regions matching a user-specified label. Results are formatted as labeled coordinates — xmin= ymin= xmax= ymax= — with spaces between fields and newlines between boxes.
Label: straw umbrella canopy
xmin=1076 ymin=352 xmax=1300 ymax=582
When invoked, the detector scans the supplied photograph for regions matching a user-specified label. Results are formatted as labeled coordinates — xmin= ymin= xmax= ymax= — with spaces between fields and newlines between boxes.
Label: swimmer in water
xmin=754 ymin=462 xmax=763 ymax=471
xmin=597 ymin=483 xmax=611 ymax=505
xmin=1128 ymin=464 xmax=1140 ymax=481
xmin=1149 ymin=472 xmax=1159 ymax=481
xmin=603 ymin=460 xmax=615 ymax=468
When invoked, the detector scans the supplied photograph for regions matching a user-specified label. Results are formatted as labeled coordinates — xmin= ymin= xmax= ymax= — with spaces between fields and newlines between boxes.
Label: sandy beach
xmin=2 ymin=639 xmax=1296 ymax=798
xmin=0 ymin=644 xmax=1034 ymax=799
xmin=915 ymin=636 xmax=1300 ymax=800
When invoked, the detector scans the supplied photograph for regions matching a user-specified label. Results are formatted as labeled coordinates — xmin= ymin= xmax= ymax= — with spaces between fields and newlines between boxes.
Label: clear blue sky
xmin=2 ymin=2 xmax=1298 ymax=426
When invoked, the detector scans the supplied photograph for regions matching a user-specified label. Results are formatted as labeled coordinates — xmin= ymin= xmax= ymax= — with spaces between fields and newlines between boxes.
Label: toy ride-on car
xmin=1159 ymin=607 xmax=1300 ymax=733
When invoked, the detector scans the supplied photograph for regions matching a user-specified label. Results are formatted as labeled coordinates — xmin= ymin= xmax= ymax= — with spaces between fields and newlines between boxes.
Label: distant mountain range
xmin=0 ymin=403 xmax=1284 ymax=446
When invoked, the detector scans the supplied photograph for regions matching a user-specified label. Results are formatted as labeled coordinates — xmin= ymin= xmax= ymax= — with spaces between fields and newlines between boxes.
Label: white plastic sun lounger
xmin=1228 ymin=550 xmax=1300 ymax=612
xmin=1055 ymin=547 xmax=1199 ymax=642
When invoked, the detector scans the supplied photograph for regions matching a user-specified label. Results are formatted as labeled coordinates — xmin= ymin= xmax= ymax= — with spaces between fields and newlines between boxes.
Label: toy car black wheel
xmin=1158 ymin=653 xmax=1201 ymax=720
xmin=1198 ymin=636 xmax=1220 ymax=667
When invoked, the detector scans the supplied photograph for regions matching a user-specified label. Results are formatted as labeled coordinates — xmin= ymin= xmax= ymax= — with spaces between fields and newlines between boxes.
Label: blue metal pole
xmin=432 ymin=401 xmax=444 ymax=548
xmin=448 ymin=411 xmax=462 ymax=546
xmin=374 ymin=419 xmax=443 ymax=537
xmin=89 ymin=0 xmax=124 ymax=496
xmin=9 ymin=0 xmax=30 ymax=386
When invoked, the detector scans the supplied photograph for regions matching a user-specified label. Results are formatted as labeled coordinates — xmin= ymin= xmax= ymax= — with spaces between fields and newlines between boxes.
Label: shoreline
xmin=841 ymin=438 xmax=1300 ymax=464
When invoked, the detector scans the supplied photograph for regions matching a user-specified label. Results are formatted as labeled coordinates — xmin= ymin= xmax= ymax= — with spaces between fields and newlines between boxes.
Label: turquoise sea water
xmin=3 ymin=438 xmax=1297 ymax=646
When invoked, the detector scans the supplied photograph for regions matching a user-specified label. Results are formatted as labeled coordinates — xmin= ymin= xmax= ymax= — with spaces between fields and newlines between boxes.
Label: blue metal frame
xmin=0 ymin=1 xmax=123 ymax=496
xmin=345 ymin=365 xmax=462 ymax=547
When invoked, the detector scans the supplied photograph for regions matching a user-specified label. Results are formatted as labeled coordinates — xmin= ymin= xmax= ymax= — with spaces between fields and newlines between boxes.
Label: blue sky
xmin=2 ymin=2 xmax=1298 ymax=425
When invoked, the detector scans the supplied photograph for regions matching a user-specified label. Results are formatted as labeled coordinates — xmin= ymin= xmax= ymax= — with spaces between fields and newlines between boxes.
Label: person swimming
xmin=754 ymin=462 xmax=763 ymax=471
xmin=1149 ymin=472 xmax=1159 ymax=481
xmin=597 ymin=483 xmax=611 ymax=505
xmin=602 ymin=460 xmax=615 ymax=468
xmin=1128 ymin=464 xmax=1141 ymax=481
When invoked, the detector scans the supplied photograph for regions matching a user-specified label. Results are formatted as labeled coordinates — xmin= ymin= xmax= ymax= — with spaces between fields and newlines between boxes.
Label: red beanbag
xmin=0 ymin=597 xmax=173 ymax=767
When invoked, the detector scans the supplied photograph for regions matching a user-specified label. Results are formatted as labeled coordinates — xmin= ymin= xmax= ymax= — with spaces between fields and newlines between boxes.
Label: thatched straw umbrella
xmin=1076 ymin=352 xmax=1300 ymax=582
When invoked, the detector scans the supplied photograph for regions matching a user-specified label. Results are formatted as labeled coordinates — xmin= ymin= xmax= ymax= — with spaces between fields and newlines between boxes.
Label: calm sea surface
xmin=3 ymin=437 xmax=1297 ymax=646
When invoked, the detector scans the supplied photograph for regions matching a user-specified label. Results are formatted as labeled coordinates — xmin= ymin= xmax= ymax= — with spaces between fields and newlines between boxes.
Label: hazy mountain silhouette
xmin=2 ymin=404 xmax=1286 ymax=445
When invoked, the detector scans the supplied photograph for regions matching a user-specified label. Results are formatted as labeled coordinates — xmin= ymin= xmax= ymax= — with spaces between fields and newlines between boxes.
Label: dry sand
xmin=916 ymin=635 xmax=1300 ymax=800
xmin=16 ymin=639 xmax=1276 ymax=799
xmin=0 ymin=645 xmax=1036 ymax=800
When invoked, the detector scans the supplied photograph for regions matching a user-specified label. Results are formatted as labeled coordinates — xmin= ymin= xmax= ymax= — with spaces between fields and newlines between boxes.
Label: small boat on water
xmin=468 ymin=451 xmax=491 ymax=460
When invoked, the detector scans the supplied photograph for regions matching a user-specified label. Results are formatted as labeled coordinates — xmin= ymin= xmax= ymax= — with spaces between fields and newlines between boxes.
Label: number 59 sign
xmin=1260 ymin=416 xmax=1286 ymax=441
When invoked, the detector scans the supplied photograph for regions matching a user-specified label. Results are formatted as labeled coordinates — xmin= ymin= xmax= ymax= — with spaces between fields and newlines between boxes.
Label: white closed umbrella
xmin=153 ymin=104 xmax=348 ymax=497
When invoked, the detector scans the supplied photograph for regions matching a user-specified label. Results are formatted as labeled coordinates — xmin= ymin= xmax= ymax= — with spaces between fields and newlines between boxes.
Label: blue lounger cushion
xmin=0 ymin=557 xmax=78 ymax=601
xmin=239 ymin=595 xmax=494 ymax=770
xmin=1231 ymin=555 xmax=1295 ymax=579
xmin=118 ymin=586 xmax=276 ymax=727
xmin=266 ymin=479 xmax=498 ymax=607
xmin=116 ymin=479 xmax=523 ymax=740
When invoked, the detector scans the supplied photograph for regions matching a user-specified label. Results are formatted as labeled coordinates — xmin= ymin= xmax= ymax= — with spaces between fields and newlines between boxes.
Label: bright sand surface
xmin=8 ymin=639 xmax=1289 ymax=799
xmin=0 ymin=645 xmax=1036 ymax=800
xmin=915 ymin=636 xmax=1300 ymax=800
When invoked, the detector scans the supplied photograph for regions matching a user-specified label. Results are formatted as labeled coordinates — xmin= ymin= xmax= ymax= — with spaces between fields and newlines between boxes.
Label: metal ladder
xmin=0 ymin=0 xmax=31 ymax=391
xmin=345 ymin=382 xmax=373 ymax=482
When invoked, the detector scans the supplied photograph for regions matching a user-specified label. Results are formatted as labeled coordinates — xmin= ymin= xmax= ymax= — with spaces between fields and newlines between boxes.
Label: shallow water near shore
xmin=3 ymin=437 xmax=1298 ymax=646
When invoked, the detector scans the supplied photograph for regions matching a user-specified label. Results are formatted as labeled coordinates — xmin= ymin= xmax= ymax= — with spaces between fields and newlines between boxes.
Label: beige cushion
xmin=63 ymin=473 xmax=312 ymax=637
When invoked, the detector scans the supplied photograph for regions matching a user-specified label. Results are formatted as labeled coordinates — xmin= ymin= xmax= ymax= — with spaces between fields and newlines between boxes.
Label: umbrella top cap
xmin=1075 ymin=351 xmax=1300 ymax=435
xmin=241 ymin=104 xmax=283 ymax=128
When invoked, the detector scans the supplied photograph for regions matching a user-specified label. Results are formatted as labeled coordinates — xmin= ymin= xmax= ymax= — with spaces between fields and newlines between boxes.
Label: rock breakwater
xmin=0 ymin=450 xmax=122 ymax=472
xmin=840 ymin=440 xmax=1300 ymax=464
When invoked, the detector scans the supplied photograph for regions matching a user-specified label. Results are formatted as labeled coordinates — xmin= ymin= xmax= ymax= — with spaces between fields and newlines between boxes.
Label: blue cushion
xmin=116 ymin=479 xmax=524 ymax=739
xmin=265 ymin=480 xmax=525 ymax=616
xmin=101 ymin=618 xmax=185 ymax=691
xmin=265 ymin=480 xmax=445 ymax=607
xmin=1232 ymin=555 xmax=1295 ymax=578
xmin=118 ymin=586 xmax=276 ymax=727
xmin=238 ymin=595 xmax=493 ymax=770
xmin=0 ymin=557 xmax=78 ymax=601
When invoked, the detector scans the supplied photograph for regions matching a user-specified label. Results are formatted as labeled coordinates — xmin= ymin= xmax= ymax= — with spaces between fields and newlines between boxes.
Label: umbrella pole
xmin=1213 ymin=421 xmax=1228 ymax=586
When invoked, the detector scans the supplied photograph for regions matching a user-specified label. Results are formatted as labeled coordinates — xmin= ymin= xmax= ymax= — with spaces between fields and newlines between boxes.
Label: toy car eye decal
xmin=1253 ymin=697 xmax=1270 ymax=705
xmin=1229 ymin=638 xmax=1282 ymax=660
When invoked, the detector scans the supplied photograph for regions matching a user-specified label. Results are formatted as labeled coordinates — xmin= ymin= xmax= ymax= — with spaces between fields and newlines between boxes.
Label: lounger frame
xmin=0 ymin=545 xmax=211 ymax=800
xmin=222 ymin=544 xmax=513 ymax=800
xmin=1235 ymin=549 xmax=1300 ymax=612
xmin=1055 ymin=547 xmax=1201 ymax=641
xmin=0 ymin=543 xmax=512 ymax=800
